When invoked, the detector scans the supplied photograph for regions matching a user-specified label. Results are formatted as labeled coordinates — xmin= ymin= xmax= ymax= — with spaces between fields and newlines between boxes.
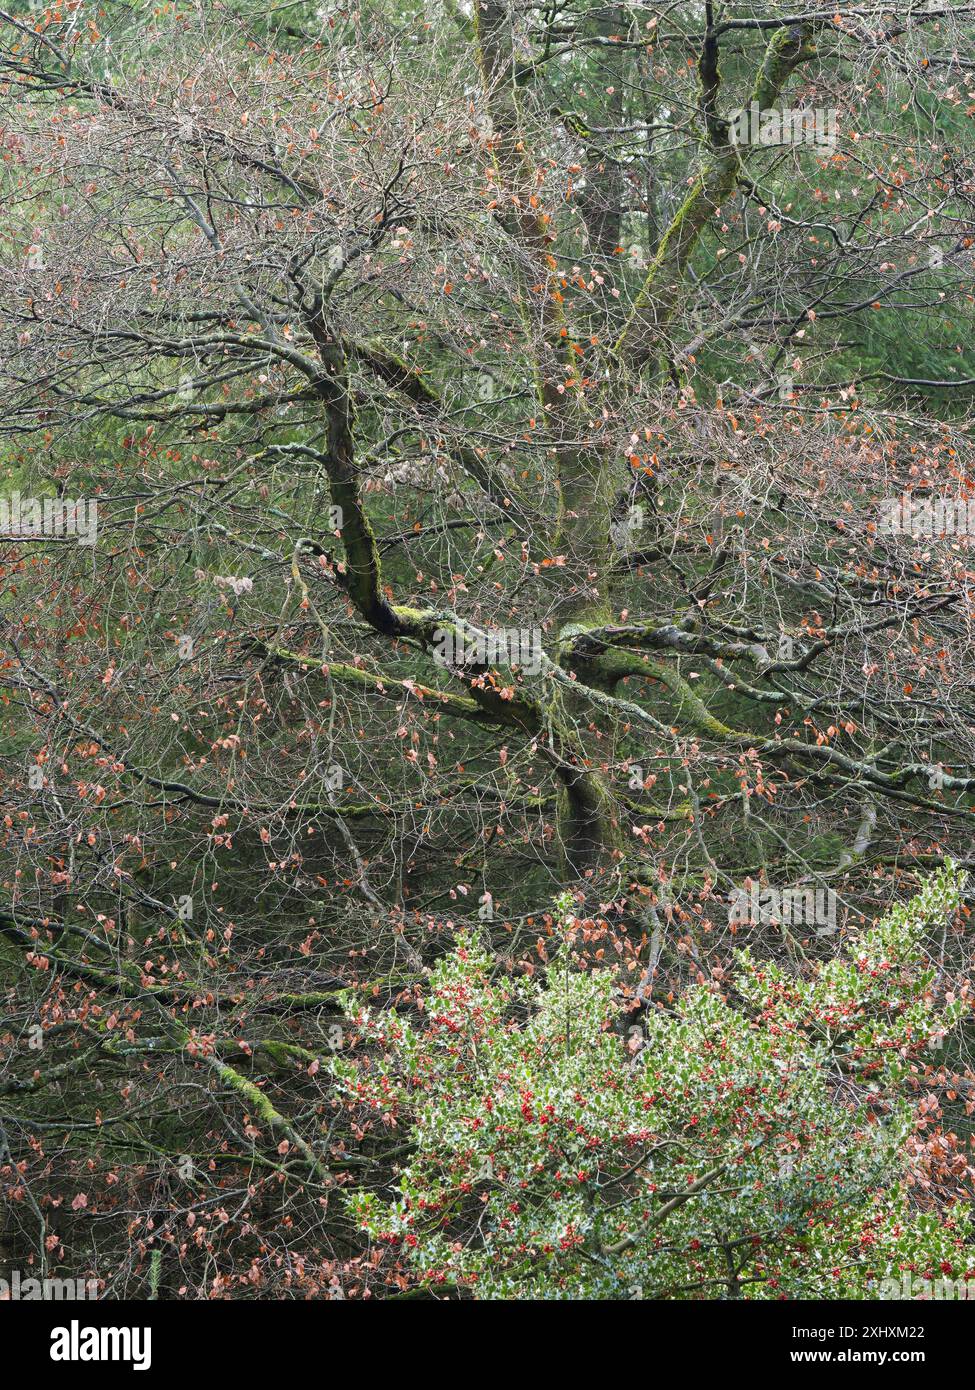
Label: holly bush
xmin=334 ymin=865 xmax=972 ymax=1299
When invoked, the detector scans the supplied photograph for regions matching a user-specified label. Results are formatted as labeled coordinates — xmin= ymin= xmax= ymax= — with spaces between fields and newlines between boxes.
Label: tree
xmin=2 ymin=0 xmax=975 ymax=1300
